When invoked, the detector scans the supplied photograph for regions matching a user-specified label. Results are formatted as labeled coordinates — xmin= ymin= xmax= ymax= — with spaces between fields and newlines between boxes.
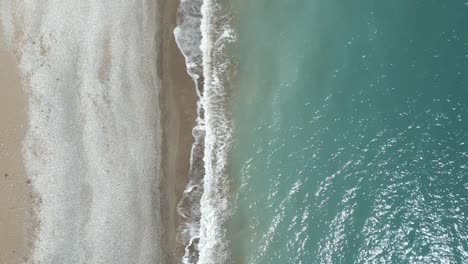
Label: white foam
xmin=173 ymin=0 xmax=203 ymax=82
xmin=173 ymin=0 xmax=237 ymax=262
xmin=197 ymin=0 xmax=237 ymax=263
xmin=1 ymin=1 xmax=164 ymax=263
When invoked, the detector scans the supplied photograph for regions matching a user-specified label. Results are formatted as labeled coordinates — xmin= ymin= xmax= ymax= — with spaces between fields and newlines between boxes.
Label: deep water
xmin=228 ymin=1 xmax=468 ymax=263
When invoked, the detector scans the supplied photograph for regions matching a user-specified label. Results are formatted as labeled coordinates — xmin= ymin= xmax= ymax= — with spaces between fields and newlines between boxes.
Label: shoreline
xmin=159 ymin=0 xmax=198 ymax=262
xmin=0 ymin=32 xmax=35 ymax=263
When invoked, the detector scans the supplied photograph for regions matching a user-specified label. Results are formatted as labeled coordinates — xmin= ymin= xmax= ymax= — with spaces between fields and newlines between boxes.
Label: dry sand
xmin=0 ymin=34 xmax=34 ymax=263
xmin=159 ymin=0 xmax=198 ymax=261
xmin=0 ymin=0 xmax=195 ymax=262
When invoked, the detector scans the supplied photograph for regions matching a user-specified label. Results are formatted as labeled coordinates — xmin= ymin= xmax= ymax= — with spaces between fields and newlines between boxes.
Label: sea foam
xmin=1 ymin=1 xmax=165 ymax=263
xmin=174 ymin=0 xmax=237 ymax=262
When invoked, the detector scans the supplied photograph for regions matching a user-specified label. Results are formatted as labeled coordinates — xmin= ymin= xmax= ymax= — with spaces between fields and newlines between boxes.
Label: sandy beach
xmin=0 ymin=33 xmax=34 ymax=263
xmin=0 ymin=0 xmax=196 ymax=263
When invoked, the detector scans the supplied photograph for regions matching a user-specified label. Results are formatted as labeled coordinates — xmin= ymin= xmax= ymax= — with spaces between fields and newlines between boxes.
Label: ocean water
xmin=226 ymin=1 xmax=468 ymax=263
xmin=176 ymin=0 xmax=468 ymax=263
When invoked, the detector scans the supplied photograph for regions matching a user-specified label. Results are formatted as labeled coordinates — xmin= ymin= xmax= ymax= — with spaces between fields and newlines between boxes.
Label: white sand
xmin=1 ymin=1 xmax=166 ymax=262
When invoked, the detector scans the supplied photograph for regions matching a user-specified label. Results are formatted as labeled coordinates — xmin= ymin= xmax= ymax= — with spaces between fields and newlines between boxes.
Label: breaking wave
xmin=174 ymin=0 xmax=237 ymax=262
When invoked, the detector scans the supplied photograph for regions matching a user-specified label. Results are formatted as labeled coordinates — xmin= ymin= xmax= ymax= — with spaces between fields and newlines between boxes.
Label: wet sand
xmin=159 ymin=0 xmax=198 ymax=261
xmin=0 ymin=33 xmax=34 ymax=263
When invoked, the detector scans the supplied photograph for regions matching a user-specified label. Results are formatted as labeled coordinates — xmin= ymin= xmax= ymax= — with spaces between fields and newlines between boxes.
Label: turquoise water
xmin=228 ymin=1 xmax=468 ymax=263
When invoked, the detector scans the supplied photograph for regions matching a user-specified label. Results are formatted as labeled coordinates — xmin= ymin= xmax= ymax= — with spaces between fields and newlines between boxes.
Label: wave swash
xmin=175 ymin=0 xmax=236 ymax=263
